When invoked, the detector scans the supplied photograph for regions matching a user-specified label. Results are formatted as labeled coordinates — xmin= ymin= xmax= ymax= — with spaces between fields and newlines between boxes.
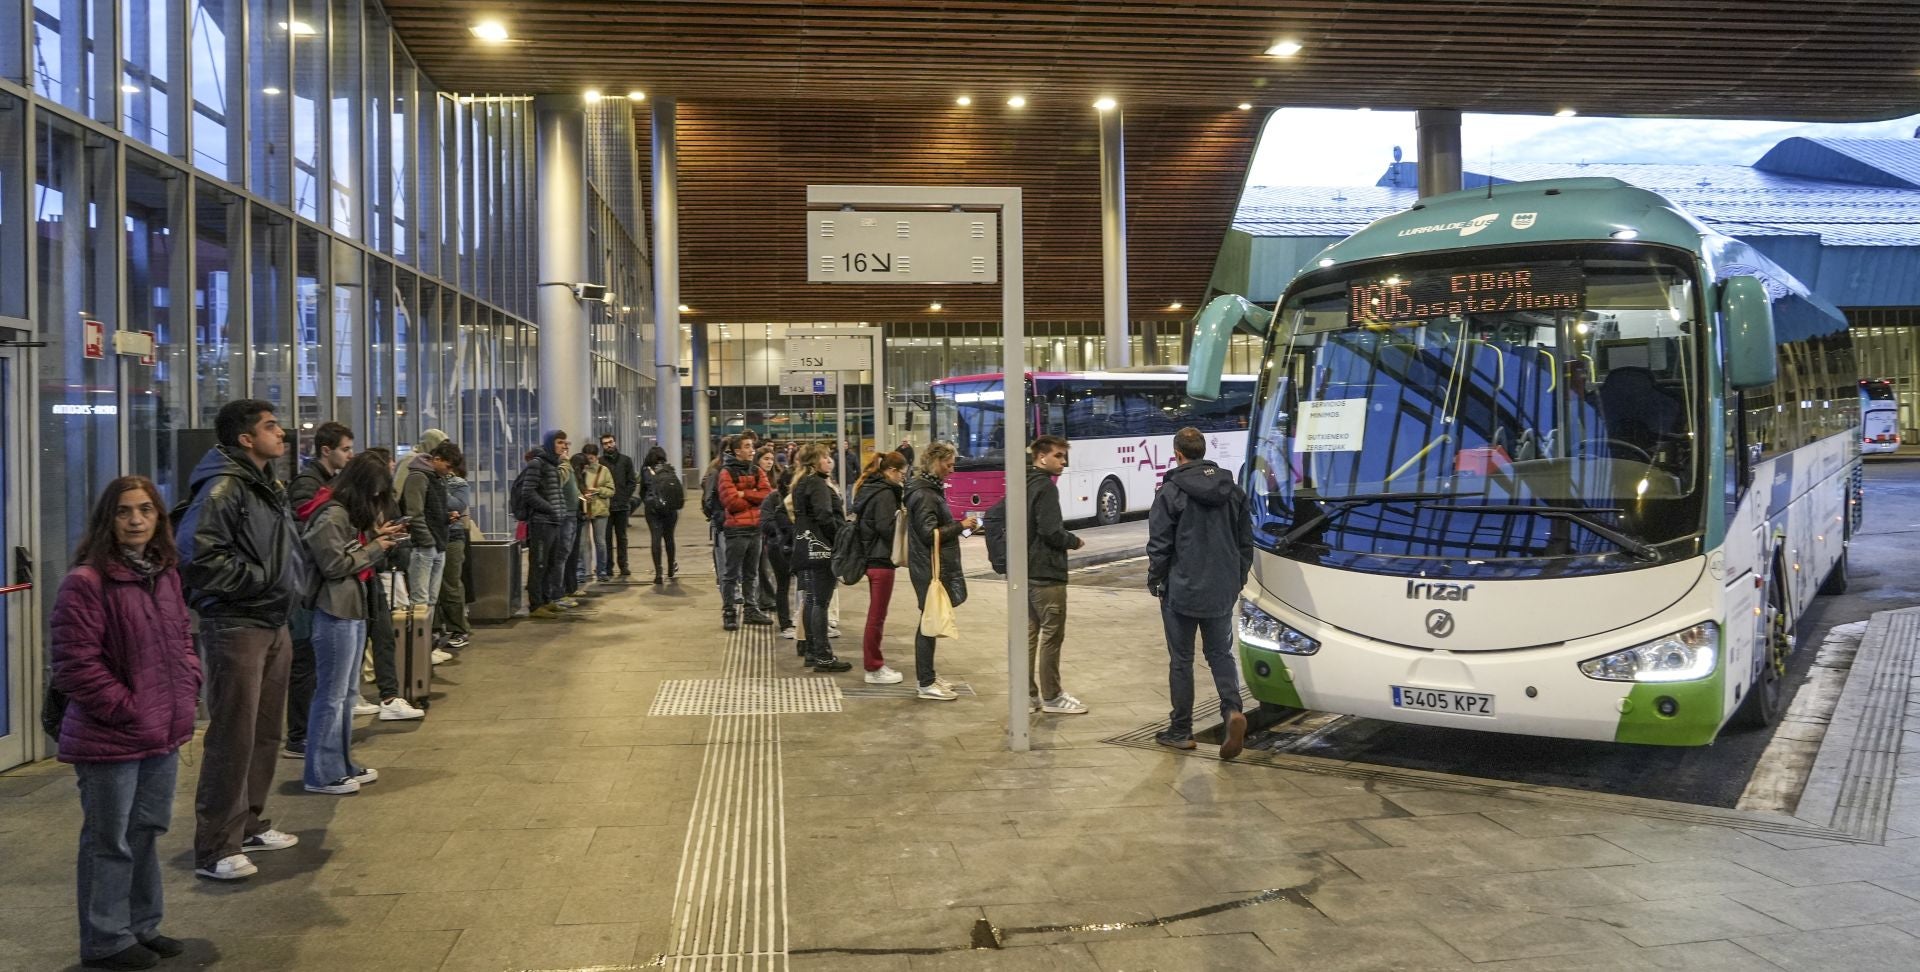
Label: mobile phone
xmin=391 ymin=515 xmax=413 ymax=526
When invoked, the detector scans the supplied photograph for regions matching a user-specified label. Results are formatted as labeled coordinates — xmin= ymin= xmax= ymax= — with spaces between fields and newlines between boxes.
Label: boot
xmin=653 ymin=570 xmax=663 ymax=585
xmin=723 ymin=611 xmax=739 ymax=632
xmin=668 ymin=561 xmax=679 ymax=579
xmin=743 ymin=608 xmax=774 ymax=626
xmin=806 ymin=650 xmax=851 ymax=673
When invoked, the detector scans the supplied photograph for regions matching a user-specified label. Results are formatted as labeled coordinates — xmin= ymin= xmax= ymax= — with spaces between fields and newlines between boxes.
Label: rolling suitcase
xmin=386 ymin=570 xmax=435 ymax=707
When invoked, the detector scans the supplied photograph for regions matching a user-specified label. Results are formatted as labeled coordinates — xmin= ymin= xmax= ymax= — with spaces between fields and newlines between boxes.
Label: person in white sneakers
xmin=1024 ymin=436 xmax=1088 ymax=715
xmin=904 ymin=442 xmax=978 ymax=701
xmin=850 ymin=452 xmax=910 ymax=684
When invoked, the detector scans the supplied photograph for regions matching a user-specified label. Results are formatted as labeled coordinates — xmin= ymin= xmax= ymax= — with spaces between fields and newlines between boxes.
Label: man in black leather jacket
xmin=176 ymin=399 xmax=304 ymax=880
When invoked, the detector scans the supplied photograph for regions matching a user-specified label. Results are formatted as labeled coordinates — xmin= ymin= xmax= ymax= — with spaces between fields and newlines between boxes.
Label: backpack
xmin=983 ymin=499 xmax=1009 ymax=575
xmin=702 ymin=470 xmax=723 ymax=524
xmin=509 ymin=466 xmax=534 ymax=522
xmin=832 ymin=491 xmax=877 ymax=586
xmin=648 ymin=465 xmax=686 ymax=513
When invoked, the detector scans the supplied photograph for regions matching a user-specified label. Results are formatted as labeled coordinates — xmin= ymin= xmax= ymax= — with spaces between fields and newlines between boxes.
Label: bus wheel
xmin=1734 ymin=570 xmax=1793 ymax=729
xmin=1095 ymin=479 xmax=1124 ymax=526
xmin=1818 ymin=545 xmax=1849 ymax=596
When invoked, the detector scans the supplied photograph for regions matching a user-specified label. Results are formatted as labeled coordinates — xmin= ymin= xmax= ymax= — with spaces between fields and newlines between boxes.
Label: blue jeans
xmin=577 ymin=516 xmax=609 ymax=584
xmin=305 ymin=611 xmax=368 ymax=787
xmin=1161 ymin=602 xmax=1242 ymax=738
xmin=75 ymin=752 xmax=177 ymax=960
xmin=406 ymin=546 xmax=446 ymax=612
xmin=590 ymin=515 xmax=612 ymax=578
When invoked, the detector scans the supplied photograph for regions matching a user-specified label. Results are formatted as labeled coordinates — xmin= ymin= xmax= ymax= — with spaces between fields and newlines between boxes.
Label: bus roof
xmin=932 ymin=370 xmax=1258 ymax=387
xmin=1307 ymin=177 xmax=1715 ymax=273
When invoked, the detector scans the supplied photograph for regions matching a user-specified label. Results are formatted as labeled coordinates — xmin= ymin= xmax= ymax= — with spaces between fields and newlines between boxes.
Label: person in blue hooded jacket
xmin=1146 ymin=427 xmax=1255 ymax=759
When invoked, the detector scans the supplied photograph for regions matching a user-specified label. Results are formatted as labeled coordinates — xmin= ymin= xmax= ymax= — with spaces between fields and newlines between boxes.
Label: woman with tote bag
xmin=903 ymin=442 xmax=980 ymax=701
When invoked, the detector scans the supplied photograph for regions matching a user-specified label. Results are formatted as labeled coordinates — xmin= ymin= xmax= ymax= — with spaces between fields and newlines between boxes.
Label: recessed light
xmin=1093 ymin=97 xmax=1117 ymax=111
xmin=1169 ymin=302 xmax=1184 ymax=310
xmin=930 ymin=302 xmax=944 ymax=311
xmin=1555 ymin=108 xmax=1577 ymax=117
xmin=470 ymin=20 xmax=509 ymax=43
xmin=1007 ymin=95 xmax=1027 ymax=108
xmin=677 ymin=304 xmax=691 ymax=313
xmin=620 ymin=305 xmax=631 ymax=312
xmin=279 ymin=20 xmax=316 ymax=36
xmin=627 ymin=90 xmax=646 ymax=102
xmin=1267 ymin=40 xmax=1303 ymax=57
xmin=121 ymin=84 xmax=141 ymax=94
xmin=261 ymin=87 xmax=283 ymax=95
xmin=584 ymin=90 xmax=602 ymax=103
xmin=1237 ymin=102 xmax=1252 ymax=111
xmin=1356 ymin=107 xmax=1372 ymax=112
xmin=955 ymin=95 xmax=972 ymax=106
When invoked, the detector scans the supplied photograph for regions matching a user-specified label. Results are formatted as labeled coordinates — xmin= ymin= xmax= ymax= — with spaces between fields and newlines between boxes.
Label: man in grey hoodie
xmin=397 ymin=429 xmax=452 ymax=627
xmin=1146 ymin=427 xmax=1255 ymax=759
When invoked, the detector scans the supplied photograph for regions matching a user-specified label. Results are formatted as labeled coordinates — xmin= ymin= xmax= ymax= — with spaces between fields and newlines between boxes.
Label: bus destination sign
xmin=1350 ymin=266 xmax=1584 ymax=324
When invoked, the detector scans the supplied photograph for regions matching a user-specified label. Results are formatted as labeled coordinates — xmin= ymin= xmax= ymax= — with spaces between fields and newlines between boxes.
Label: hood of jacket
xmin=541 ymin=429 xmax=568 ymax=454
xmin=855 ymin=476 xmax=903 ymax=506
xmin=406 ymin=451 xmax=439 ymax=475
xmin=1164 ymin=459 xmax=1235 ymax=507
xmin=1025 ymin=465 xmax=1059 ymax=493
xmin=189 ymin=445 xmax=274 ymax=496
xmin=417 ymin=428 xmax=449 ymax=455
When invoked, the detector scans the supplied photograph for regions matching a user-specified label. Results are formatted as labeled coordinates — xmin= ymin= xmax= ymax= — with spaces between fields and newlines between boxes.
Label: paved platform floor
xmin=8 ymin=524 xmax=1920 ymax=971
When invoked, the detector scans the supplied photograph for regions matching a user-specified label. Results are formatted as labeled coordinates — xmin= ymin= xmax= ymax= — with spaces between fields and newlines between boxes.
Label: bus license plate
xmin=1392 ymin=686 xmax=1494 ymax=716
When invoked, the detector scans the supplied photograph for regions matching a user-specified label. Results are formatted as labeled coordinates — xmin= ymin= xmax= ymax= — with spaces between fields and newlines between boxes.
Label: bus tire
xmin=1095 ymin=479 xmax=1124 ymax=526
xmin=1818 ymin=546 xmax=1849 ymax=596
xmin=1733 ymin=566 xmax=1792 ymax=729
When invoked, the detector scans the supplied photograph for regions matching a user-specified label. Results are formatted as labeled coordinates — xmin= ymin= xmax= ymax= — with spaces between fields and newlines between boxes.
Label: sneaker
xmin=917 ymin=682 xmax=958 ymax=701
xmin=194 ymin=854 xmax=257 ymax=881
xmin=280 ymin=741 xmax=305 ymax=759
xmin=557 ymin=597 xmax=583 ymax=608
xmin=570 ymin=588 xmax=590 ymax=598
xmin=530 ymin=604 xmax=560 ymax=619
xmin=304 ymin=778 xmax=360 ymax=795
xmin=379 ymin=697 xmax=426 ymax=721
xmin=864 ymin=666 xmax=904 ymax=684
xmin=1220 ymin=710 xmax=1248 ymax=761
xmin=1029 ymin=697 xmax=1042 ymax=713
xmin=743 ymin=611 xmax=774 ymax=627
xmin=723 ymin=616 xmax=740 ymax=632
xmin=807 ymin=654 xmax=853 ymax=673
xmin=620 ymin=570 xmax=633 ymax=578
xmin=352 ymin=698 xmax=380 ymax=717
xmin=1155 ymin=730 xmax=1197 ymax=751
xmin=430 ymin=648 xmax=454 ymax=664
xmin=348 ymin=766 xmax=379 ymax=785
xmin=241 ymin=829 xmax=299 ymax=852
xmin=81 ymin=942 xmax=160 ymax=970
xmin=446 ymin=634 xmax=471 ymax=649
xmin=779 ymin=626 xmax=797 ymax=640
xmin=827 ymin=625 xmax=843 ymax=639
xmin=1041 ymin=693 xmax=1089 ymax=715
xmin=136 ymin=934 xmax=184 ymax=959
xmin=934 ymin=675 xmax=957 ymax=691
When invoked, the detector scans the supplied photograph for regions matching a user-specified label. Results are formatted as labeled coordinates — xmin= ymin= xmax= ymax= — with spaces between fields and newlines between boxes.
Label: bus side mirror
xmin=1188 ymin=294 xmax=1272 ymax=402
xmin=1721 ymin=275 xmax=1777 ymax=389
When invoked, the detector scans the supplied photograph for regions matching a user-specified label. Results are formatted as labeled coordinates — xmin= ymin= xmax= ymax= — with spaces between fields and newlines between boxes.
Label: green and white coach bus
xmin=1186 ymin=177 xmax=1860 ymax=746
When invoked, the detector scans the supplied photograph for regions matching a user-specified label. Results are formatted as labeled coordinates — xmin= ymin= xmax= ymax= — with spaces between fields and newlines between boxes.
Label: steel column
xmin=1416 ymin=109 xmax=1464 ymax=198
xmin=1099 ymin=106 xmax=1130 ymax=370
xmin=650 ymin=97 xmax=684 ymax=468
xmin=534 ymin=96 xmax=591 ymax=442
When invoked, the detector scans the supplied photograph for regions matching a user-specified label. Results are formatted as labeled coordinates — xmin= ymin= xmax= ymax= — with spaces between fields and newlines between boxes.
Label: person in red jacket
xmin=50 ymin=476 xmax=202 ymax=971
xmin=716 ymin=433 xmax=774 ymax=630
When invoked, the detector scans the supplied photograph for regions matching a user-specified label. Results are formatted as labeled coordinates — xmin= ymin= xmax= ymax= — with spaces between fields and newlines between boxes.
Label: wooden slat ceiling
xmin=383 ymin=1 xmax=1920 ymax=120
xmin=647 ymin=101 xmax=1261 ymax=322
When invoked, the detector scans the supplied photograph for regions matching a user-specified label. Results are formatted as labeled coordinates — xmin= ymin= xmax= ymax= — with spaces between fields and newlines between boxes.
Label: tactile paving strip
xmin=648 ymin=676 xmax=844 ymax=716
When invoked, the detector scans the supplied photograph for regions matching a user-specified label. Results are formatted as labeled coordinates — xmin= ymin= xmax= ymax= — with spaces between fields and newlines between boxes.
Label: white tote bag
xmin=890 ymin=508 xmax=910 ymax=567
xmin=919 ymin=530 xmax=960 ymax=639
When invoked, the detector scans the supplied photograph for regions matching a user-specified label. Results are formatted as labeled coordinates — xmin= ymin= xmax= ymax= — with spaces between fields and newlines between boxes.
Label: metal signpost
xmin=805 ymin=185 xmax=1029 ymax=752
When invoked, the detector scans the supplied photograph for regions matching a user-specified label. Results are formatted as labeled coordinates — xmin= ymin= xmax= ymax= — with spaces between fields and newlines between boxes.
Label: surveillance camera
xmin=572 ymin=283 xmax=609 ymax=302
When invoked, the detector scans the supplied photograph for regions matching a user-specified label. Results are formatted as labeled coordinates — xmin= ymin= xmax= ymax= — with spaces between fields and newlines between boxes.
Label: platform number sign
xmin=806 ymin=211 xmax=998 ymax=284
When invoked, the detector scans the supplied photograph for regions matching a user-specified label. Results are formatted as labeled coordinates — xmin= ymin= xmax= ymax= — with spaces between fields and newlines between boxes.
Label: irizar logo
xmin=1407 ymin=580 xmax=1475 ymax=601
xmin=1396 ymin=213 xmax=1500 ymax=238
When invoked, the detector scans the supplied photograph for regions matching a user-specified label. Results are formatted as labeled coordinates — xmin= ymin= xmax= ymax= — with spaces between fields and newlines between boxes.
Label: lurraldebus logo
xmin=1396 ymin=213 xmax=1499 ymax=238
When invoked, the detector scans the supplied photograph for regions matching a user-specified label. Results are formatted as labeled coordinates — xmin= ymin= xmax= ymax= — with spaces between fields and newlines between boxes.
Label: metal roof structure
xmin=1225 ymin=138 xmax=1920 ymax=307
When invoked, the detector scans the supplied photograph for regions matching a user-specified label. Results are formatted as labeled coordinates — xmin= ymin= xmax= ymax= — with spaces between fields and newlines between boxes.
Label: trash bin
xmin=468 ymin=539 xmax=525 ymax=622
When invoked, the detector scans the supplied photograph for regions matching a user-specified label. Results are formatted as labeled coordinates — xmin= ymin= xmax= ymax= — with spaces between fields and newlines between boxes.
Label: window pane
xmin=291 ymin=0 xmax=324 ymax=221
xmin=368 ymin=258 xmax=393 ymax=445
xmin=190 ymin=0 xmax=243 ymax=179
xmin=248 ymin=3 xmax=292 ymax=204
xmin=415 ymin=81 xmax=438 ymax=270
xmin=121 ymin=0 xmax=183 ymax=152
xmin=394 ymin=269 xmax=416 ymax=446
xmin=32 ymin=0 xmax=109 ymax=117
xmin=330 ymin=238 xmax=360 ymax=430
xmin=328 ymin=0 xmax=359 ymax=236
xmin=295 ymin=225 xmax=326 ymax=453
xmin=1 ymin=0 xmax=21 ymax=82
xmin=0 ymin=90 xmax=24 ymax=320
xmin=125 ymin=156 xmax=191 ymax=503
xmin=363 ymin=0 xmax=389 ymax=253
xmin=250 ymin=204 xmax=292 ymax=477
xmin=391 ymin=48 xmax=412 ymax=262
xmin=194 ymin=181 xmax=244 ymax=426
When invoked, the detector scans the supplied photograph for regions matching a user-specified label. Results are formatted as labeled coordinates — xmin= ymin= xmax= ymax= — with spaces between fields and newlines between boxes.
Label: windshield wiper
xmin=1427 ymin=504 xmax=1659 ymax=561
xmin=1271 ymin=490 xmax=1459 ymax=551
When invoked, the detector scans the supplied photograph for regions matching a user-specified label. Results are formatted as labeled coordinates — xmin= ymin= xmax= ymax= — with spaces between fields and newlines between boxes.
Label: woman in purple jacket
xmin=50 ymin=475 xmax=202 ymax=971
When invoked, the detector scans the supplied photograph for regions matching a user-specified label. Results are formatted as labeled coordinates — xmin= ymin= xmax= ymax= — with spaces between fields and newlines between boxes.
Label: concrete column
xmin=535 ymin=97 xmax=591 ymax=443
xmin=650 ymin=97 xmax=684 ymax=469
xmin=691 ymin=322 xmax=711 ymax=475
xmin=1416 ymin=109 xmax=1464 ymax=199
xmin=1099 ymin=106 xmax=1131 ymax=370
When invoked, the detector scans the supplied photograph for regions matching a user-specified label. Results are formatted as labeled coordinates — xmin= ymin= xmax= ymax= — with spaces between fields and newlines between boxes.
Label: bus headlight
xmin=1577 ymin=623 xmax=1717 ymax=682
xmin=1239 ymin=599 xmax=1320 ymax=655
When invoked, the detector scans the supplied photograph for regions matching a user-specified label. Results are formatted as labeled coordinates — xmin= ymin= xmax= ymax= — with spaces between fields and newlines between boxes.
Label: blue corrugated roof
xmin=1755 ymin=137 xmax=1920 ymax=190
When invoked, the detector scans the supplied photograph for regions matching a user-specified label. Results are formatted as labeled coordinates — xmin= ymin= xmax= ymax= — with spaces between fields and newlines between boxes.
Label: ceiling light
xmin=627 ymin=90 xmax=646 ymax=102
xmin=620 ymin=305 xmax=632 ymax=312
xmin=955 ymin=95 xmax=972 ymax=106
xmin=1007 ymin=95 xmax=1027 ymax=109
xmin=1555 ymin=108 xmax=1577 ymax=117
xmin=470 ymin=20 xmax=509 ymax=43
xmin=121 ymin=84 xmax=141 ymax=94
xmin=930 ymin=302 xmax=943 ymax=311
xmin=279 ymin=20 xmax=316 ymax=36
xmin=584 ymin=90 xmax=602 ymax=103
xmin=1169 ymin=302 xmax=1184 ymax=310
xmin=677 ymin=304 xmax=691 ymax=313
xmin=1093 ymin=97 xmax=1117 ymax=111
xmin=1237 ymin=102 xmax=1252 ymax=111
xmin=1267 ymin=40 xmax=1303 ymax=57
xmin=261 ymin=87 xmax=283 ymax=95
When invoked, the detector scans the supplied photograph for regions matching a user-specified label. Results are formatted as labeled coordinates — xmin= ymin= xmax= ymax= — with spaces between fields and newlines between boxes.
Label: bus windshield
xmin=1252 ymin=243 xmax=1706 ymax=575
xmin=931 ymin=378 xmax=1008 ymax=469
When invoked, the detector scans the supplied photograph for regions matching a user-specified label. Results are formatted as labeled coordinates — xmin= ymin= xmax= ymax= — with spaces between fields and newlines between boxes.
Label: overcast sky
xmin=1248 ymin=109 xmax=1920 ymax=186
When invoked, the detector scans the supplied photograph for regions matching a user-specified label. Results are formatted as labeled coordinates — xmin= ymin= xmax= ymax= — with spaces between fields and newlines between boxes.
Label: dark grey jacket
xmin=177 ymin=446 xmax=298 ymax=627
xmin=287 ymin=459 xmax=335 ymax=514
xmin=602 ymin=448 xmax=638 ymax=512
xmin=904 ymin=474 xmax=966 ymax=592
xmin=301 ymin=502 xmax=386 ymax=620
xmin=517 ymin=444 xmax=569 ymax=526
xmin=1026 ymin=466 xmax=1081 ymax=585
xmin=1146 ymin=459 xmax=1254 ymax=618
xmin=398 ymin=453 xmax=450 ymax=550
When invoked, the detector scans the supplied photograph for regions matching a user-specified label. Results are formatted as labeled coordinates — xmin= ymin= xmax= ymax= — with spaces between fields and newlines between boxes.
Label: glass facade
xmin=2 ymin=0 xmax=663 ymax=673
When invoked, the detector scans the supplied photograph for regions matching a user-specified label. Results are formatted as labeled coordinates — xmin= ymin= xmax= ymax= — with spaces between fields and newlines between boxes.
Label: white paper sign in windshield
xmin=1297 ymin=398 xmax=1367 ymax=452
